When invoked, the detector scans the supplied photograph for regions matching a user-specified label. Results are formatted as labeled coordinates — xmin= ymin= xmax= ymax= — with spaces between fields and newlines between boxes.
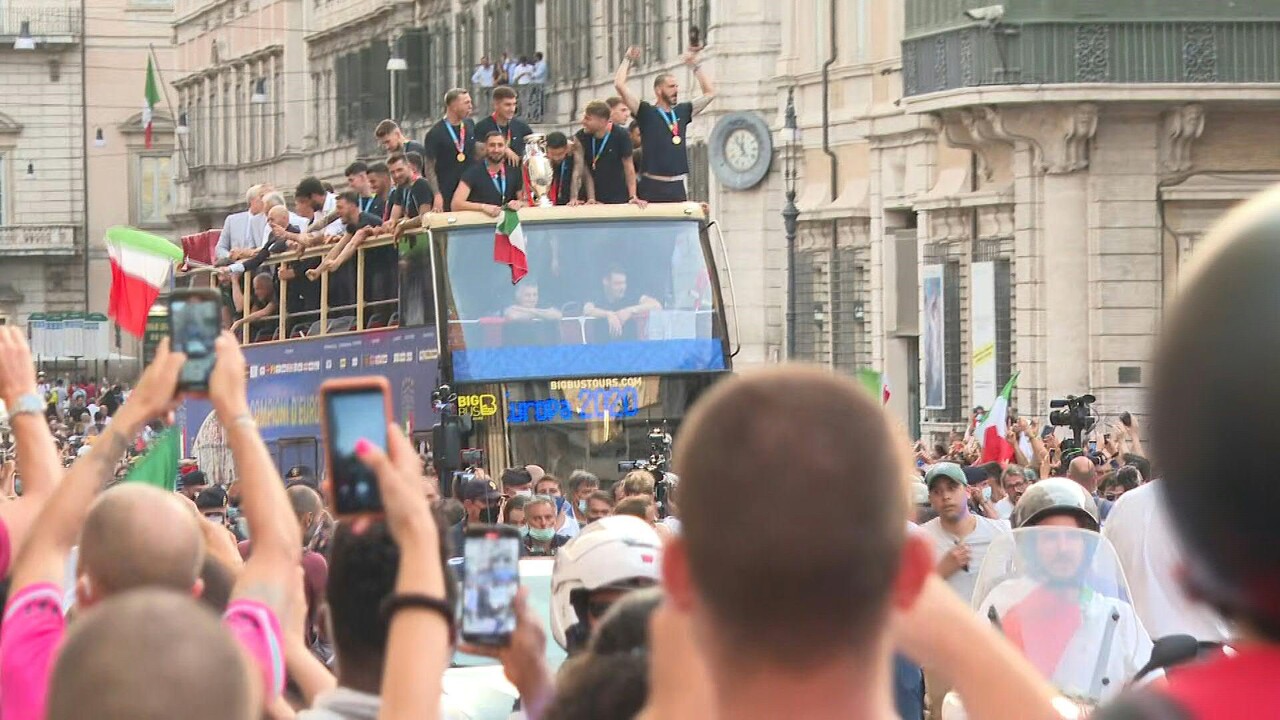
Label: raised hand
xmin=208 ymin=333 xmax=249 ymax=421
xmin=626 ymin=45 xmax=642 ymax=62
xmin=0 ymin=326 xmax=37 ymax=406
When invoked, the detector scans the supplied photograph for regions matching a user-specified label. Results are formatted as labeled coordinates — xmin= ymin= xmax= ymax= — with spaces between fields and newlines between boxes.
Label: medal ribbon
xmin=659 ymin=107 xmax=681 ymax=140
xmin=591 ymin=124 xmax=613 ymax=169
xmin=444 ymin=118 xmax=467 ymax=158
xmin=492 ymin=113 xmax=512 ymax=143
xmin=490 ymin=166 xmax=507 ymax=199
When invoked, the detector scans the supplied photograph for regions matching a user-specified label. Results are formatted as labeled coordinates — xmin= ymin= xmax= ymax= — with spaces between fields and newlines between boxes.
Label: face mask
xmin=577 ymin=499 xmax=588 ymax=513
xmin=982 ymin=486 xmax=993 ymax=501
xmin=527 ymin=526 xmax=556 ymax=543
xmin=515 ymin=489 xmax=532 ymax=498
xmin=518 ymin=525 xmax=530 ymax=538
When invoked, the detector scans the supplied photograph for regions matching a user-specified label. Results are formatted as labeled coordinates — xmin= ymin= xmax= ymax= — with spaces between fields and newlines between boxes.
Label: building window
xmin=457 ymin=13 xmax=477 ymax=89
xmin=942 ymin=260 xmax=962 ymax=421
xmin=549 ymin=0 xmax=592 ymax=81
xmin=791 ymin=246 xmax=827 ymax=363
xmin=136 ymin=154 xmax=174 ymax=227
xmin=832 ymin=247 xmax=868 ymax=374
xmin=0 ymin=154 xmax=7 ymax=225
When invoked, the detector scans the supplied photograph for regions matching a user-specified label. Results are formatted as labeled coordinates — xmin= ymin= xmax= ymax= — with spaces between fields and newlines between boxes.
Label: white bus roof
xmin=422 ymin=201 xmax=707 ymax=231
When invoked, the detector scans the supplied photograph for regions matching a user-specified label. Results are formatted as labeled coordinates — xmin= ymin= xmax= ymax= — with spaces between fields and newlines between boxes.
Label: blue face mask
xmin=527 ymin=526 xmax=556 ymax=543
xmin=577 ymin=499 xmax=588 ymax=513
xmin=982 ymin=485 xmax=993 ymax=501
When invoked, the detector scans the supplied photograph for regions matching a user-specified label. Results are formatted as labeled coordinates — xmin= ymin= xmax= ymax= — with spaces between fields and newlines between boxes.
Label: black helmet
xmin=1012 ymin=478 xmax=1099 ymax=532
xmin=1152 ymin=185 xmax=1280 ymax=636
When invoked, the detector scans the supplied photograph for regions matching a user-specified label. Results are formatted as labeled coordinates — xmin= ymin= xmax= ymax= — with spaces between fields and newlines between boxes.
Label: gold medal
xmin=456 ymin=152 xmax=466 ymax=162
xmin=672 ymin=136 xmax=682 ymax=145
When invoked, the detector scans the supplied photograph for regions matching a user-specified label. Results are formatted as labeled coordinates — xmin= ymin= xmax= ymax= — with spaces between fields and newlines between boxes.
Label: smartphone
xmin=320 ymin=377 xmax=392 ymax=517
xmin=462 ymin=524 xmax=522 ymax=647
xmin=1088 ymin=440 xmax=1098 ymax=453
xmin=169 ymin=289 xmax=222 ymax=393
xmin=1119 ymin=411 xmax=1133 ymax=427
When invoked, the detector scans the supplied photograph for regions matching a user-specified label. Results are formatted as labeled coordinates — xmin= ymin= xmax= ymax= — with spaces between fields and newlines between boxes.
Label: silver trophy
xmin=523 ymin=133 xmax=555 ymax=207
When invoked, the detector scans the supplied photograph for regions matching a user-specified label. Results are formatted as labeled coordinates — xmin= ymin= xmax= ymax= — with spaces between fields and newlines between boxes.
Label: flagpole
xmin=148 ymin=44 xmax=190 ymax=171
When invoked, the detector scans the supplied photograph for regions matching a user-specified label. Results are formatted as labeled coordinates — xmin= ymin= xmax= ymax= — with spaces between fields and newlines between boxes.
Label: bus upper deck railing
xmin=176 ymin=203 xmax=709 ymax=346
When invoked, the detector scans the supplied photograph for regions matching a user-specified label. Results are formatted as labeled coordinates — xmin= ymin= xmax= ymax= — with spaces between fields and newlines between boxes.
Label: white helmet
xmin=550 ymin=515 xmax=662 ymax=650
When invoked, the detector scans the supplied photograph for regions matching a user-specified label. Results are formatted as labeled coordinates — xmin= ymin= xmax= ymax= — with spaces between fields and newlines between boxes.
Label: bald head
xmin=48 ymin=589 xmax=258 ymax=720
xmin=267 ymin=204 xmax=289 ymax=224
xmin=79 ymin=484 xmax=204 ymax=599
xmin=288 ymin=484 xmax=324 ymax=530
xmin=1067 ymin=456 xmax=1097 ymax=492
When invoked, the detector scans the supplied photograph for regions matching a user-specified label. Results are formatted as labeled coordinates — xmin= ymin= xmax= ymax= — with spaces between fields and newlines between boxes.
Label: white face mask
xmin=515 ymin=489 xmax=532 ymax=498
xmin=982 ymin=485 xmax=993 ymax=501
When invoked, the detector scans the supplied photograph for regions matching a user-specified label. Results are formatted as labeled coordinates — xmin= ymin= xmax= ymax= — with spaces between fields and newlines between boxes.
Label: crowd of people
xmin=212 ymin=43 xmax=714 ymax=342
xmin=0 ymin=182 xmax=1273 ymax=720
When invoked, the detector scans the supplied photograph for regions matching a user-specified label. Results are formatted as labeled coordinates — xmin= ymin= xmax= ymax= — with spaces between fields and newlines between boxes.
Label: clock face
xmin=725 ymin=128 xmax=761 ymax=172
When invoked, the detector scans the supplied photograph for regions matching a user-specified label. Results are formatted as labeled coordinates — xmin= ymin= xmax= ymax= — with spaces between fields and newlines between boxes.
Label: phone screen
xmin=462 ymin=528 xmax=521 ymax=645
xmin=170 ymin=295 xmax=221 ymax=391
xmin=324 ymin=388 xmax=388 ymax=515
xmin=1088 ymin=440 xmax=1098 ymax=453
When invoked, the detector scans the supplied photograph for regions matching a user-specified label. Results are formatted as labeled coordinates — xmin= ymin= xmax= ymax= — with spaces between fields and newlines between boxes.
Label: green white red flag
xmin=106 ymin=226 xmax=183 ymax=338
xmin=143 ymin=57 xmax=161 ymax=149
xmin=494 ymin=208 xmax=528 ymax=283
xmin=978 ymin=372 xmax=1019 ymax=464
xmin=855 ymin=369 xmax=891 ymax=406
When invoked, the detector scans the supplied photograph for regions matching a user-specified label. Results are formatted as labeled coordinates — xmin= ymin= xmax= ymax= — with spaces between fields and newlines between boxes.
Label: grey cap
xmin=1012 ymin=477 xmax=1100 ymax=531
xmin=925 ymin=462 xmax=967 ymax=489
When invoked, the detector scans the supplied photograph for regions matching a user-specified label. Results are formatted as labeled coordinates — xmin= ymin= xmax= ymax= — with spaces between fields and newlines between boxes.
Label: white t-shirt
xmin=471 ymin=64 xmax=495 ymax=87
xmin=921 ymin=514 xmax=1011 ymax=603
xmin=994 ymin=497 xmax=1015 ymax=520
xmin=319 ymin=193 xmax=346 ymax=236
xmin=1102 ymin=482 xmax=1230 ymax=642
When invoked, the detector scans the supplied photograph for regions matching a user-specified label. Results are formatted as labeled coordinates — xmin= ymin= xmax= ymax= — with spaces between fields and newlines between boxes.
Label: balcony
xmin=0 ymin=225 xmax=78 ymax=256
xmin=902 ymin=0 xmax=1280 ymax=99
xmin=0 ymin=4 xmax=82 ymax=47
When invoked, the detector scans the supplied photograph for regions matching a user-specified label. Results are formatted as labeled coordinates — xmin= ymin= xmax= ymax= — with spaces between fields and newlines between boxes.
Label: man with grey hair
xmin=522 ymin=495 xmax=569 ymax=557
xmin=217 ymin=184 xmax=271 ymax=261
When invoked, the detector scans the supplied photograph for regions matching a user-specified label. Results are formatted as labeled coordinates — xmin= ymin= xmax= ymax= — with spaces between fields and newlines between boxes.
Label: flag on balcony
xmin=106 ymin=226 xmax=183 ymax=338
xmin=494 ymin=208 xmax=528 ymax=283
xmin=143 ymin=56 xmax=161 ymax=149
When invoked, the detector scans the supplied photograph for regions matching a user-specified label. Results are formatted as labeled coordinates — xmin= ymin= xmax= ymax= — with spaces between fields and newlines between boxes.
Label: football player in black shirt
xmin=474 ymin=85 xmax=535 ymax=162
xmin=453 ymin=131 xmax=526 ymax=217
xmin=422 ymin=88 xmax=477 ymax=212
xmin=614 ymin=44 xmax=717 ymax=202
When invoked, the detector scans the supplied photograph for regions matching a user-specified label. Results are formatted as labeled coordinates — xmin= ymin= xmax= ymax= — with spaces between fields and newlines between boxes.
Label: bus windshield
xmin=440 ymin=218 xmax=726 ymax=382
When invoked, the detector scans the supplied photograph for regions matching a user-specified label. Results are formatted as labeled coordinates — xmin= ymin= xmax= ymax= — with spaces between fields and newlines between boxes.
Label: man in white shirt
xmin=994 ymin=465 xmax=1032 ymax=520
xmin=216 ymin=184 xmax=270 ymax=261
xmin=471 ymin=56 xmax=496 ymax=88
xmin=920 ymin=462 xmax=1011 ymax=603
xmin=1102 ymin=480 xmax=1230 ymax=642
xmin=511 ymin=57 xmax=534 ymax=85
xmin=530 ymin=52 xmax=549 ymax=84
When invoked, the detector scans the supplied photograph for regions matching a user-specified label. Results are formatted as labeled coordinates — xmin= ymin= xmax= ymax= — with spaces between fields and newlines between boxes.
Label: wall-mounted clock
xmin=708 ymin=111 xmax=773 ymax=191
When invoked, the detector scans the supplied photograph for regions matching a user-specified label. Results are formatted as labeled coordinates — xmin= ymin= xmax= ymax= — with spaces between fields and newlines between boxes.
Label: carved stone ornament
xmin=971 ymin=103 xmax=1099 ymax=175
xmin=1183 ymin=24 xmax=1217 ymax=83
xmin=1075 ymin=25 xmax=1110 ymax=83
xmin=1160 ymin=104 xmax=1205 ymax=174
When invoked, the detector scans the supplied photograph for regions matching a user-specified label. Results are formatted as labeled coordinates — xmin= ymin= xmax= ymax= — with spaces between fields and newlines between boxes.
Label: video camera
xmin=1049 ymin=394 xmax=1097 ymax=446
xmin=432 ymin=383 xmax=477 ymax=498
xmin=618 ymin=428 xmax=676 ymax=517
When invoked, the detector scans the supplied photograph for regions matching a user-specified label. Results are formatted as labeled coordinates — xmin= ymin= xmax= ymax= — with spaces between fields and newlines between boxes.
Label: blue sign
xmin=506 ymin=384 xmax=642 ymax=424
xmin=452 ymin=338 xmax=726 ymax=383
xmin=181 ymin=327 xmax=440 ymax=457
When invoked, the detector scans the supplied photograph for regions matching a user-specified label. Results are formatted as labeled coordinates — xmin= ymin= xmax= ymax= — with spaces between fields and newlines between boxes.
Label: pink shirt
xmin=0 ymin=583 xmax=64 ymax=720
xmin=0 ymin=586 xmax=284 ymax=720
xmin=223 ymin=598 xmax=286 ymax=701
xmin=0 ymin=518 xmax=12 ymax=579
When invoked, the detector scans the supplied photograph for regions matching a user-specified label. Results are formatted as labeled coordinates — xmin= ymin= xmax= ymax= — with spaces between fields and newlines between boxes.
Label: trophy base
xmin=535 ymin=197 xmax=554 ymax=208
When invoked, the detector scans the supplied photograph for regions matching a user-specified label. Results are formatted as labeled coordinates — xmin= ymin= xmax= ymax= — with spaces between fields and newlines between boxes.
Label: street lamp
xmin=13 ymin=21 xmax=34 ymax=51
xmin=782 ymin=88 xmax=801 ymax=358
xmin=387 ymin=47 xmax=408 ymax=121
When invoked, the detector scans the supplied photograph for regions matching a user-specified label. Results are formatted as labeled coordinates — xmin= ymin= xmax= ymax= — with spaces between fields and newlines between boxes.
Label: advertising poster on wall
xmin=922 ymin=264 xmax=946 ymax=409
xmin=970 ymin=261 xmax=997 ymax=410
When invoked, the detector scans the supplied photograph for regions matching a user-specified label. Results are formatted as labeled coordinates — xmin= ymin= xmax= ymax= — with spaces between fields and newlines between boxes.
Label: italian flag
xmin=855 ymin=369 xmax=891 ymax=406
xmin=493 ymin=208 xmax=528 ymax=284
xmin=124 ymin=427 xmax=180 ymax=491
xmin=143 ymin=57 xmax=161 ymax=149
xmin=978 ymin=372 xmax=1019 ymax=464
xmin=106 ymin=226 xmax=183 ymax=338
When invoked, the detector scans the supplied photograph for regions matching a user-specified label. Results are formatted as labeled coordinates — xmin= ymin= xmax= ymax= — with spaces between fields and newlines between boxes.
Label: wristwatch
xmin=8 ymin=392 xmax=44 ymax=418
